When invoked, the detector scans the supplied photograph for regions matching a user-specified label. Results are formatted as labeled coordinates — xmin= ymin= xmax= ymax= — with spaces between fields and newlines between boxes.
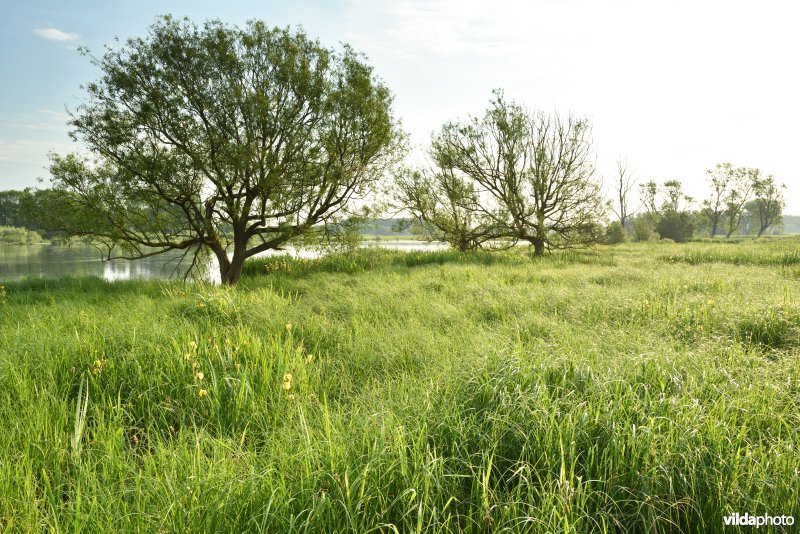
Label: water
xmin=0 ymin=240 xmax=446 ymax=282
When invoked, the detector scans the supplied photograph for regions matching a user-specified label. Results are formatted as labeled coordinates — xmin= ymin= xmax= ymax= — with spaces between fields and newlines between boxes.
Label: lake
xmin=0 ymin=240 xmax=446 ymax=283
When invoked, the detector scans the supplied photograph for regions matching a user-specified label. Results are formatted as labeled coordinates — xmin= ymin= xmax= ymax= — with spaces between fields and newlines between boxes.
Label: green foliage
xmin=46 ymin=16 xmax=402 ymax=285
xmin=302 ymin=207 xmax=376 ymax=256
xmin=631 ymin=212 xmax=660 ymax=242
xmin=604 ymin=221 xmax=627 ymax=244
xmin=660 ymin=179 xmax=688 ymax=213
xmin=702 ymin=162 xmax=737 ymax=237
xmin=0 ymin=225 xmax=42 ymax=244
xmin=699 ymin=164 xmax=785 ymax=239
xmin=657 ymin=211 xmax=695 ymax=242
xmin=2 ymin=237 xmax=799 ymax=532
xmin=749 ymin=174 xmax=786 ymax=236
xmin=394 ymin=169 xmax=497 ymax=251
xmin=0 ymin=190 xmax=26 ymax=227
xmin=0 ymin=189 xmax=64 ymax=239
xmin=639 ymin=180 xmax=659 ymax=214
xmin=396 ymin=90 xmax=605 ymax=255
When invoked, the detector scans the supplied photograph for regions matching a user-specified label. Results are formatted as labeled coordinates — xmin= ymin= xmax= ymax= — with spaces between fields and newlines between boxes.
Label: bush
xmin=605 ymin=221 xmax=627 ymax=244
xmin=0 ymin=225 xmax=42 ymax=244
xmin=632 ymin=214 xmax=660 ymax=242
xmin=656 ymin=211 xmax=695 ymax=243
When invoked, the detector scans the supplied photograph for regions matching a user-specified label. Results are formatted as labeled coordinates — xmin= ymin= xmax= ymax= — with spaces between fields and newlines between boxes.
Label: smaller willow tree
xmin=750 ymin=173 xmax=786 ymax=236
xmin=722 ymin=168 xmax=755 ymax=238
xmin=401 ymin=91 xmax=604 ymax=254
xmin=394 ymin=168 xmax=502 ymax=251
xmin=44 ymin=16 xmax=401 ymax=284
xmin=702 ymin=163 xmax=735 ymax=238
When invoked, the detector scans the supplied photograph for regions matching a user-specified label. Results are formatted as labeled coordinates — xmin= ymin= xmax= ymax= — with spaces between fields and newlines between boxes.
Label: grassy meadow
xmin=0 ymin=238 xmax=799 ymax=532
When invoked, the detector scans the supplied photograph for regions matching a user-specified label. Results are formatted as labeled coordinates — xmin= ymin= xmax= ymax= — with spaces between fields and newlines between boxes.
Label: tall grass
xmin=0 ymin=239 xmax=798 ymax=532
xmin=665 ymin=237 xmax=800 ymax=267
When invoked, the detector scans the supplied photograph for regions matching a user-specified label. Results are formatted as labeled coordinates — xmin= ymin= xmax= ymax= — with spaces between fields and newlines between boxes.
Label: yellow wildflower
xmin=285 ymin=322 xmax=293 ymax=332
xmin=707 ymin=299 xmax=714 ymax=306
xmin=282 ymin=372 xmax=293 ymax=392
xmin=198 ymin=389 xmax=207 ymax=398
xmin=195 ymin=371 xmax=204 ymax=381
xmin=188 ymin=340 xmax=197 ymax=350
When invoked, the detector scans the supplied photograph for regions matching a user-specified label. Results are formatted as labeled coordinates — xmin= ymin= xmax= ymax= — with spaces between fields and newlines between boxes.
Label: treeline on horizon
xmin=603 ymin=165 xmax=794 ymax=244
xmin=0 ymin=189 xmax=61 ymax=242
xmin=1 ymin=185 xmax=797 ymax=245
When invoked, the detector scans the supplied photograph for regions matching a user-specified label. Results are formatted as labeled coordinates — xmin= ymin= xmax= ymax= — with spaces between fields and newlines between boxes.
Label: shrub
xmin=0 ymin=225 xmax=42 ymax=244
xmin=656 ymin=211 xmax=695 ymax=243
xmin=632 ymin=214 xmax=660 ymax=242
xmin=605 ymin=221 xmax=627 ymax=244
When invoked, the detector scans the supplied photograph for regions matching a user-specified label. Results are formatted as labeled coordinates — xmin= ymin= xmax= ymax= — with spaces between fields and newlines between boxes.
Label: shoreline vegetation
xmin=0 ymin=225 xmax=45 ymax=245
xmin=1 ymin=239 xmax=798 ymax=532
xmin=1 ymin=222 xmax=799 ymax=248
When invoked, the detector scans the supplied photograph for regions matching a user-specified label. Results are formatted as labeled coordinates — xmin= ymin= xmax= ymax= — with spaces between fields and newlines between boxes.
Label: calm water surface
xmin=0 ymin=240 xmax=445 ymax=282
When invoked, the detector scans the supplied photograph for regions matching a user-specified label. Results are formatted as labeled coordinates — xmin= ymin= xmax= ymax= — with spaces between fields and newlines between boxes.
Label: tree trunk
xmin=213 ymin=222 xmax=250 ymax=285
xmin=757 ymin=225 xmax=766 ymax=237
xmin=529 ymin=237 xmax=545 ymax=255
xmin=220 ymin=239 xmax=247 ymax=285
xmin=223 ymin=258 xmax=244 ymax=285
xmin=212 ymin=243 xmax=245 ymax=286
xmin=215 ymin=250 xmax=232 ymax=285
xmin=218 ymin=255 xmax=245 ymax=285
xmin=531 ymin=214 xmax=546 ymax=256
xmin=710 ymin=220 xmax=717 ymax=238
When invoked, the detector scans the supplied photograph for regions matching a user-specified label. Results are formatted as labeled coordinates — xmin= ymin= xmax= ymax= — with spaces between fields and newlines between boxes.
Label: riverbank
xmin=1 ymin=240 xmax=798 ymax=531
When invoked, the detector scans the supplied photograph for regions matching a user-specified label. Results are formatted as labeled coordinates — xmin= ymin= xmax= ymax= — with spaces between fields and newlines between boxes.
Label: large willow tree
xmin=46 ymin=16 xmax=401 ymax=284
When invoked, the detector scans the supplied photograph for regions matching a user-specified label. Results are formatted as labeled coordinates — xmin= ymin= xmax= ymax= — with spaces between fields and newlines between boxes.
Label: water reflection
xmin=362 ymin=240 xmax=447 ymax=252
xmin=0 ymin=240 xmax=445 ymax=283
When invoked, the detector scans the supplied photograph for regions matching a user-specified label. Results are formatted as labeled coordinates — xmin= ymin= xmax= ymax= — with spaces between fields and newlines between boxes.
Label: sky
xmin=1 ymin=0 xmax=798 ymax=214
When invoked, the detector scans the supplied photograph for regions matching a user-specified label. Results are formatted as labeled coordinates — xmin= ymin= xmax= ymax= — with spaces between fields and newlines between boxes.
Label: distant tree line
xmin=0 ymin=189 xmax=63 ymax=240
xmin=604 ymin=161 xmax=787 ymax=244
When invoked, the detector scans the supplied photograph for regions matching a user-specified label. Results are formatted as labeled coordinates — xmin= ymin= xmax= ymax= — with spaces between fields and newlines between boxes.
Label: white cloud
xmin=33 ymin=28 xmax=79 ymax=42
xmin=1 ymin=110 xmax=70 ymax=132
xmin=346 ymin=0 xmax=532 ymax=58
xmin=0 ymin=139 xmax=73 ymax=165
xmin=340 ymin=0 xmax=800 ymax=214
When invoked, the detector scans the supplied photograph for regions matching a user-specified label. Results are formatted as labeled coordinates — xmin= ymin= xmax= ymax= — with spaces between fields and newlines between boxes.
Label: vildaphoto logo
xmin=723 ymin=512 xmax=795 ymax=528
